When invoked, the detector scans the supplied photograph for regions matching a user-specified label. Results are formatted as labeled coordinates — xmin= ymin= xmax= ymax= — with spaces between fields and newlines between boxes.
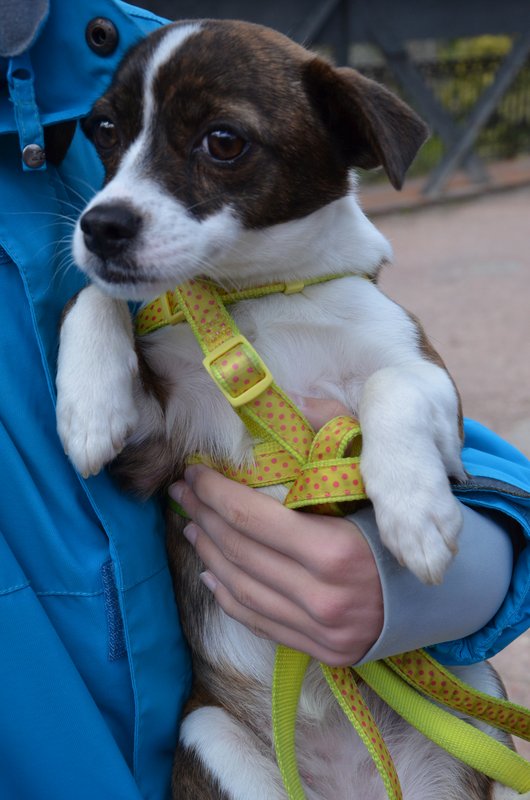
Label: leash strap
xmin=356 ymin=658 xmax=530 ymax=794
xmin=273 ymin=419 xmax=402 ymax=799
xmin=272 ymin=647 xmax=312 ymax=800
xmin=387 ymin=649 xmax=530 ymax=740
xmin=272 ymin=647 xmax=403 ymax=800
xmin=321 ymin=664 xmax=403 ymax=799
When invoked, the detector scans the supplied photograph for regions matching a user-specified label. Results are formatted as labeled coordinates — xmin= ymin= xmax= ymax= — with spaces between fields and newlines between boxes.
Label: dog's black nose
xmin=80 ymin=202 xmax=141 ymax=258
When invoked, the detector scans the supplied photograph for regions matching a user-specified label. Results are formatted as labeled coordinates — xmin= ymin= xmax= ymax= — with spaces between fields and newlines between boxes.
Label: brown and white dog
xmin=56 ymin=19 xmax=516 ymax=800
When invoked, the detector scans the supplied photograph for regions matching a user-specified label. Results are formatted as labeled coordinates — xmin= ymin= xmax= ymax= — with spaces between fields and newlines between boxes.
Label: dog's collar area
xmin=135 ymin=273 xmax=366 ymax=336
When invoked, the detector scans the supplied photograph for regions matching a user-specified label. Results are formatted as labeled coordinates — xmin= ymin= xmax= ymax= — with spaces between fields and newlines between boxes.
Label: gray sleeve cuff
xmin=351 ymin=504 xmax=513 ymax=665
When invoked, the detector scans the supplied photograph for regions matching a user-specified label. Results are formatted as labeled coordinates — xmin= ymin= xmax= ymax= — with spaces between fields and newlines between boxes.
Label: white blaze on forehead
xmin=142 ymin=22 xmax=202 ymax=126
xmin=112 ymin=22 xmax=202 ymax=179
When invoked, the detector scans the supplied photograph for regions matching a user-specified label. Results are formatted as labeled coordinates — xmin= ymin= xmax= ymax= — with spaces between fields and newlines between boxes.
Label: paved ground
xmin=359 ymin=179 xmax=530 ymax=756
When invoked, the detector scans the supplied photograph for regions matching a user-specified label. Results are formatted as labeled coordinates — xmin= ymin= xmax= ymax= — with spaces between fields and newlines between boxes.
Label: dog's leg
xmin=358 ymin=361 xmax=465 ymax=584
xmin=490 ymin=787 xmax=525 ymax=799
xmin=56 ymin=284 xmax=140 ymax=476
xmin=176 ymin=706 xmax=286 ymax=800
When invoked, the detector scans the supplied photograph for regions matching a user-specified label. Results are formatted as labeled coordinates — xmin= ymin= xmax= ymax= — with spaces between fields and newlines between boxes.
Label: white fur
xmin=56 ymin=285 xmax=140 ymax=476
xmin=180 ymin=707 xmax=286 ymax=800
xmin=180 ymin=667 xmax=512 ymax=800
xmin=54 ymin=25 xmax=496 ymax=799
xmin=65 ymin=193 xmax=465 ymax=582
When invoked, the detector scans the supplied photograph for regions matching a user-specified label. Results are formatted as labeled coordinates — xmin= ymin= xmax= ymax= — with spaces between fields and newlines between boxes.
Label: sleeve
xmin=351 ymin=504 xmax=514 ymax=665
xmin=431 ymin=419 xmax=530 ymax=665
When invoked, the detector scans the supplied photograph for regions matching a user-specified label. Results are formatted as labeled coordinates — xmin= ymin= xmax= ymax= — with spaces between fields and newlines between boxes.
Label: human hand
xmin=169 ymin=397 xmax=383 ymax=666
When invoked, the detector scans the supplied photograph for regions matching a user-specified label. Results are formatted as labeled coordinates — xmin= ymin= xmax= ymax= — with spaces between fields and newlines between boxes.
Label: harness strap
xmin=147 ymin=277 xmax=530 ymax=799
xmin=160 ymin=276 xmax=401 ymax=795
xmin=191 ymin=415 xmax=366 ymax=512
xmin=173 ymin=279 xmax=313 ymax=464
xmin=135 ymin=273 xmax=357 ymax=336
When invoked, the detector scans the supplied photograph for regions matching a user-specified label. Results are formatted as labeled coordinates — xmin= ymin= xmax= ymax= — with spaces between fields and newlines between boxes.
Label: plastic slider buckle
xmin=160 ymin=291 xmax=184 ymax=325
xmin=283 ymin=279 xmax=305 ymax=295
xmin=202 ymin=335 xmax=273 ymax=408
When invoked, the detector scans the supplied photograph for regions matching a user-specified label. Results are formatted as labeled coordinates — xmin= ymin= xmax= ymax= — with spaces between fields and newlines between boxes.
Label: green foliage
xmin=361 ymin=35 xmax=530 ymax=180
xmin=439 ymin=35 xmax=512 ymax=60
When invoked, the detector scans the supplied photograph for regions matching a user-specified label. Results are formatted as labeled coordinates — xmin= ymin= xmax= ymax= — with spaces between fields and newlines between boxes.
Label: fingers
xmin=168 ymin=390 xmax=383 ymax=665
xmin=170 ymin=466 xmax=383 ymax=664
xmin=199 ymin=569 xmax=367 ymax=666
xmin=173 ymin=464 xmax=361 ymax=577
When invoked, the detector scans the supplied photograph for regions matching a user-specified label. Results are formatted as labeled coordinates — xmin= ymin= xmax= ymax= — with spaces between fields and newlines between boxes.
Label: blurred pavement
xmin=360 ymin=177 xmax=530 ymax=755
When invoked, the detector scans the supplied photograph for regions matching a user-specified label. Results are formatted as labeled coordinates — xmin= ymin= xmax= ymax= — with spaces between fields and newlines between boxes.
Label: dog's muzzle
xmin=80 ymin=201 xmax=141 ymax=259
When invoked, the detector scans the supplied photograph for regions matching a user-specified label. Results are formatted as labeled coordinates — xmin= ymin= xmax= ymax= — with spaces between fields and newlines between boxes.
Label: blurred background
xmin=133 ymin=0 xmax=530 ymax=752
xmin=138 ymin=0 xmax=530 ymax=196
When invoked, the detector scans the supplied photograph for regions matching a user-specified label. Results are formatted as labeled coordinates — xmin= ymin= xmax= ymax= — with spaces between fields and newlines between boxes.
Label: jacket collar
xmin=0 ymin=0 xmax=151 ymax=135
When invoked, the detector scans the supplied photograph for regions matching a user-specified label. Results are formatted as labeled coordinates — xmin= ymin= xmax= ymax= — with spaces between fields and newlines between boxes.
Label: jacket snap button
xmin=22 ymin=144 xmax=46 ymax=169
xmin=86 ymin=18 xmax=119 ymax=56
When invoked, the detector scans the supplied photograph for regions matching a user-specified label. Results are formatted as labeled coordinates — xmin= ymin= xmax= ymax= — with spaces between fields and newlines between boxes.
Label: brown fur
xmin=407 ymin=308 xmax=465 ymax=441
xmin=172 ymin=745 xmax=231 ymax=800
xmin=78 ymin=20 xmax=502 ymax=798
xmin=82 ymin=19 xmax=427 ymax=250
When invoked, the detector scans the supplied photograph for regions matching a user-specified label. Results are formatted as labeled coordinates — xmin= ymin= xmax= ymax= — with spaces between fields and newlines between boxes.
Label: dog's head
xmin=74 ymin=20 xmax=427 ymax=299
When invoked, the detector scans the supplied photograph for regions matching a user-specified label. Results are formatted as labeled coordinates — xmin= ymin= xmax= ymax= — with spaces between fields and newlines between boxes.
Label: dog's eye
xmin=201 ymin=130 xmax=247 ymax=162
xmin=93 ymin=119 xmax=120 ymax=151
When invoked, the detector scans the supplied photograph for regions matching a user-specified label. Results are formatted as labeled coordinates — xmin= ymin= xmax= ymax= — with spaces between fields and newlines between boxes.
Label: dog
xmin=56 ymin=19 xmax=517 ymax=799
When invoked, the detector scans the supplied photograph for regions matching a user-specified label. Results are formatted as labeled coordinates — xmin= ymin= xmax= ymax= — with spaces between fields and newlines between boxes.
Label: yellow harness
xmin=137 ymin=276 xmax=530 ymax=798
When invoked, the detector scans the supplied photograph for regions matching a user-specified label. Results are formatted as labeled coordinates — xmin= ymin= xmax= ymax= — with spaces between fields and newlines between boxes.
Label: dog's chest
xmin=138 ymin=278 xmax=418 ymax=464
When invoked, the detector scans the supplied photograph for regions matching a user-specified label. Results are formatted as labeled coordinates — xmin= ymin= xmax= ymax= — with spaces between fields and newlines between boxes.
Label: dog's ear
xmin=302 ymin=58 xmax=428 ymax=189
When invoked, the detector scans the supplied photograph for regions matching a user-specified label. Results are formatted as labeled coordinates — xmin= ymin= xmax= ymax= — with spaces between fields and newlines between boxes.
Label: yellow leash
xmin=138 ymin=276 xmax=530 ymax=798
xmin=358 ymin=658 xmax=530 ymax=793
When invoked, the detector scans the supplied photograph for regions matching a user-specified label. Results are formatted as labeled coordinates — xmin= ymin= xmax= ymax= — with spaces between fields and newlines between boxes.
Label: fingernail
xmin=182 ymin=523 xmax=198 ymax=546
xmin=184 ymin=464 xmax=199 ymax=483
xmin=200 ymin=571 xmax=218 ymax=592
xmin=168 ymin=482 xmax=183 ymax=502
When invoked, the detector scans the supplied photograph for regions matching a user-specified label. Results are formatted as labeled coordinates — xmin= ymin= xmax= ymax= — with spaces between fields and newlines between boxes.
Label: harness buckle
xmin=203 ymin=334 xmax=273 ymax=408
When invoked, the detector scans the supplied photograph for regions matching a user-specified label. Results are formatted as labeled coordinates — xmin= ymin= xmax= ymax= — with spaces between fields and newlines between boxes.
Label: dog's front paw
xmin=379 ymin=485 xmax=462 ymax=584
xmin=57 ymin=351 xmax=139 ymax=477
xmin=56 ymin=286 xmax=139 ymax=477
xmin=362 ymin=454 xmax=463 ymax=584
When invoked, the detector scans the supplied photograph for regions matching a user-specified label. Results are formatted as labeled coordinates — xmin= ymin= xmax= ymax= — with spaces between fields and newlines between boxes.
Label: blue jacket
xmin=0 ymin=2 xmax=529 ymax=799
xmin=431 ymin=419 xmax=530 ymax=665
xmin=0 ymin=3 xmax=191 ymax=799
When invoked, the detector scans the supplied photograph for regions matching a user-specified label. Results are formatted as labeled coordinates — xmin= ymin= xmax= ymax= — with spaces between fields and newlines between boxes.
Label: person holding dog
xmin=1 ymin=0 xmax=528 ymax=798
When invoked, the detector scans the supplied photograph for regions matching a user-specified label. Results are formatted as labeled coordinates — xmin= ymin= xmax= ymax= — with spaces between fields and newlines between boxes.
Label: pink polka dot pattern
xmin=135 ymin=273 xmax=357 ymax=336
xmin=205 ymin=416 xmax=367 ymax=513
xmin=224 ymin=446 xmax=302 ymax=487
xmin=210 ymin=342 xmax=269 ymax=402
xmin=322 ymin=664 xmax=402 ymax=799
xmin=174 ymin=279 xmax=314 ymax=463
xmin=285 ymin=416 xmax=367 ymax=513
xmin=135 ymin=290 xmax=184 ymax=335
xmin=176 ymin=279 xmax=235 ymax=351
xmin=389 ymin=650 xmax=530 ymax=741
